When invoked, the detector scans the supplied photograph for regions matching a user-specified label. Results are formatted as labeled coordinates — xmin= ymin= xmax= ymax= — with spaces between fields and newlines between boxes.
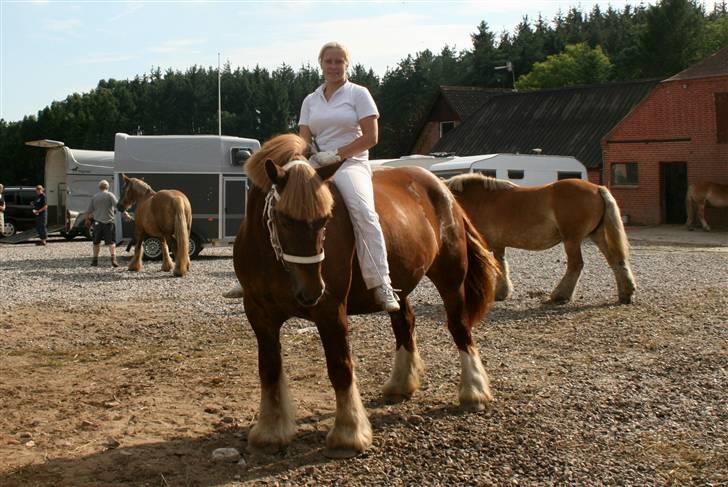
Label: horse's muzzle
xmin=295 ymin=286 xmax=325 ymax=307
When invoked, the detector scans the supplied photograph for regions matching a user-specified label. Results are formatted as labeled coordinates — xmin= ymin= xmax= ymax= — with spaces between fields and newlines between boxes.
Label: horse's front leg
xmin=493 ymin=247 xmax=512 ymax=301
xmin=550 ymin=239 xmax=584 ymax=303
xmin=383 ymin=297 xmax=424 ymax=402
xmin=246 ymin=305 xmax=296 ymax=453
xmin=128 ymin=234 xmax=144 ymax=272
xmin=160 ymin=237 xmax=174 ymax=272
xmin=316 ymin=307 xmax=372 ymax=458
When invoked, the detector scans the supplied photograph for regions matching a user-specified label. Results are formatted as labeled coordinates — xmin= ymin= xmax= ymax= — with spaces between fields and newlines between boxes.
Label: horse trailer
xmin=112 ymin=132 xmax=260 ymax=259
xmin=427 ymin=154 xmax=587 ymax=185
xmin=23 ymin=139 xmax=115 ymax=242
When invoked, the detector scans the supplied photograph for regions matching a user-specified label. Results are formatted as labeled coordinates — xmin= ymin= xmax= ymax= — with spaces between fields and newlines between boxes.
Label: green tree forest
xmin=1 ymin=0 xmax=726 ymax=185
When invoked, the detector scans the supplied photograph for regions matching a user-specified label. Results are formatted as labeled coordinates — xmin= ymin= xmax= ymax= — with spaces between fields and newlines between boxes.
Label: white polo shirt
xmin=299 ymin=81 xmax=379 ymax=163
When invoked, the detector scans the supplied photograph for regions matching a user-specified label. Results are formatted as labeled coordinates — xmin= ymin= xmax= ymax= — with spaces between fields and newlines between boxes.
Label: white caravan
xmin=24 ymin=139 xmax=115 ymax=239
xmin=112 ymin=133 xmax=260 ymax=259
xmin=428 ymin=154 xmax=587 ymax=185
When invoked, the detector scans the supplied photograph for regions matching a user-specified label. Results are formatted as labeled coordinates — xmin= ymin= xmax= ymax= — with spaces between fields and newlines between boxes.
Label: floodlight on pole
xmin=494 ymin=61 xmax=516 ymax=91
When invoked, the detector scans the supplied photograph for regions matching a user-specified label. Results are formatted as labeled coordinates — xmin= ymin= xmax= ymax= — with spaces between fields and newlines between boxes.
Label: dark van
xmin=2 ymin=186 xmax=37 ymax=237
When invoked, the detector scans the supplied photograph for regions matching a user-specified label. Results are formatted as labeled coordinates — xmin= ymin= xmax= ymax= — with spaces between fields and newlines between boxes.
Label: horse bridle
xmin=264 ymin=160 xmax=326 ymax=267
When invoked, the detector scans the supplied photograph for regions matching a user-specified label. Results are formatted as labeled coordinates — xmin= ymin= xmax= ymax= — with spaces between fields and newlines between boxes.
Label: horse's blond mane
xmin=445 ymin=173 xmax=518 ymax=193
xmin=246 ymin=134 xmax=333 ymax=221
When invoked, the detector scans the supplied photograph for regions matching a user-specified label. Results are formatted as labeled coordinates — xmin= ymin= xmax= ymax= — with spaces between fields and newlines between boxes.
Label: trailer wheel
xmin=189 ymin=234 xmax=203 ymax=258
xmin=142 ymin=237 xmax=163 ymax=261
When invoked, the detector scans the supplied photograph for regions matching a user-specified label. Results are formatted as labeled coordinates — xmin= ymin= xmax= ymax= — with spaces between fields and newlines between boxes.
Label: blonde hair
xmin=99 ymin=179 xmax=109 ymax=190
xmin=318 ymin=41 xmax=351 ymax=67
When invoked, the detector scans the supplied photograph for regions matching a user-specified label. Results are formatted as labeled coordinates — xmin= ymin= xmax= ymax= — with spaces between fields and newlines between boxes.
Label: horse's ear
xmin=122 ymin=173 xmax=129 ymax=182
xmin=265 ymin=159 xmax=288 ymax=187
xmin=315 ymin=160 xmax=345 ymax=182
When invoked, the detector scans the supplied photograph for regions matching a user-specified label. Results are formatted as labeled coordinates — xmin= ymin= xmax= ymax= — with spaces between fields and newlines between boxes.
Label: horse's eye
xmin=277 ymin=213 xmax=294 ymax=227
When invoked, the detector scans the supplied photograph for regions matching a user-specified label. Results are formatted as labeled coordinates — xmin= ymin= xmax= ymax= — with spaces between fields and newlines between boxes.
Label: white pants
xmin=333 ymin=161 xmax=391 ymax=289
xmin=0 ymin=211 xmax=4 ymax=236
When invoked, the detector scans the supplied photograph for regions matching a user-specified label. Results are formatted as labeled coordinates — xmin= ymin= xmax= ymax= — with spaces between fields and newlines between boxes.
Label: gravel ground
xmin=0 ymin=237 xmax=726 ymax=486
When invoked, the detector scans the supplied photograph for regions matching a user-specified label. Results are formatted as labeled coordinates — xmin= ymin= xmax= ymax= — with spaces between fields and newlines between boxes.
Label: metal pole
xmin=218 ymin=52 xmax=222 ymax=136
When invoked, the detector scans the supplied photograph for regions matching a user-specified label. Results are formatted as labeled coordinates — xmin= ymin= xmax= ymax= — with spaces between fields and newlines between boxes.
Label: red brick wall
xmin=603 ymin=76 xmax=728 ymax=225
xmin=587 ymin=168 xmax=602 ymax=185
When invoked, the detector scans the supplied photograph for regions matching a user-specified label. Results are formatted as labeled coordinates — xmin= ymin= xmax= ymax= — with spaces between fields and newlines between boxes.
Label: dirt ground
xmin=0 ymin=240 xmax=726 ymax=486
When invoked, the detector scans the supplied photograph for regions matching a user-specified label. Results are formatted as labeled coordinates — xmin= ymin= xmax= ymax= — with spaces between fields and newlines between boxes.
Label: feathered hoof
xmin=459 ymin=398 xmax=491 ymax=412
xmin=382 ymin=392 xmax=412 ymax=404
xmin=127 ymin=265 xmax=141 ymax=272
xmin=619 ymin=295 xmax=633 ymax=305
xmin=173 ymin=268 xmax=187 ymax=277
xmin=247 ymin=426 xmax=294 ymax=455
xmin=547 ymin=296 xmax=570 ymax=305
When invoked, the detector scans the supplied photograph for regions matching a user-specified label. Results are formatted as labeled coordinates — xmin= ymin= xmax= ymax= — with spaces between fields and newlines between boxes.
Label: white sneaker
xmin=373 ymin=284 xmax=400 ymax=312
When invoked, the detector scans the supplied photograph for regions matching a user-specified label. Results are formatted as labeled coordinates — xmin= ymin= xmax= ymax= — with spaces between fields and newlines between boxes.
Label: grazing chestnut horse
xmin=685 ymin=181 xmax=728 ymax=232
xmin=446 ymin=174 xmax=635 ymax=304
xmin=233 ymin=134 xmax=499 ymax=458
xmin=117 ymin=174 xmax=192 ymax=277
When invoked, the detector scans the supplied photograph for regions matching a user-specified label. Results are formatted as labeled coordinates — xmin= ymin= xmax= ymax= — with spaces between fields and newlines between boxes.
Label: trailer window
xmin=476 ymin=169 xmax=496 ymax=178
xmin=611 ymin=163 xmax=638 ymax=186
xmin=557 ymin=171 xmax=582 ymax=180
xmin=507 ymin=169 xmax=524 ymax=180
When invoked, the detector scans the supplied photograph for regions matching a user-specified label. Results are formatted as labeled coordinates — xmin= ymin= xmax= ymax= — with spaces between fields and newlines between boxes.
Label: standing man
xmin=0 ymin=184 xmax=5 ymax=237
xmin=32 ymin=185 xmax=48 ymax=246
xmin=86 ymin=179 xmax=119 ymax=267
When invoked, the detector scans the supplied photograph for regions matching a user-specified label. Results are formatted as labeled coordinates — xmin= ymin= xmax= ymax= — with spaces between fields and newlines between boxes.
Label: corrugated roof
xmin=665 ymin=46 xmax=728 ymax=82
xmin=432 ymin=79 xmax=661 ymax=169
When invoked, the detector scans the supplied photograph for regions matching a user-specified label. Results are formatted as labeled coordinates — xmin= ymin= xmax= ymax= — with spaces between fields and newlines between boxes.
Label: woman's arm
xmin=335 ymin=115 xmax=378 ymax=160
xmin=299 ymin=125 xmax=313 ymax=145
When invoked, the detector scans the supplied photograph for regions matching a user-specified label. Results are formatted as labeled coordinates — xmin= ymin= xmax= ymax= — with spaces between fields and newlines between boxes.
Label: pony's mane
xmin=446 ymin=173 xmax=518 ymax=193
xmin=247 ymin=134 xmax=333 ymax=221
xmin=129 ymin=177 xmax=153 ymax=193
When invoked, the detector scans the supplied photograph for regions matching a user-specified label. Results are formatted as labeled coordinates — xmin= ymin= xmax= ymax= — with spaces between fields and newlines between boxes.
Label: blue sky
xmin=0 ymin=1 xmax=718 ymax=122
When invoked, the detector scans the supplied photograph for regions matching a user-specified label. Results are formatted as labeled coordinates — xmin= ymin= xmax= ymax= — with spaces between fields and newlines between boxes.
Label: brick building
xmin=602 ymin=47 xmax=728 ymax=226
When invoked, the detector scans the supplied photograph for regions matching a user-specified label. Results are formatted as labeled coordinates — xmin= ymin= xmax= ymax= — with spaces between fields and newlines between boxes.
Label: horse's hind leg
xmin=697 ymin=201 xmax=712 ymax=231
xmin=550 ymin=239 xmax=584 ymax=304
xmin=316 ymin=312 xmax=372 ymax=458
xmin=430 ymin=278 xmax=492 ymax=410
xmin=246 ymin=306 xmax=297 ymax=453
xmin=383 ymin=297 xmax=423 ymax=402
xmin=590 ymin=232 xmax=636 ymax=304
xmin=160 ymin=238 xmax=174 ymax=272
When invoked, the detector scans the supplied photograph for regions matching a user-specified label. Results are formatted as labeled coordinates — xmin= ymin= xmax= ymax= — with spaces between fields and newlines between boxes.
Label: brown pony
xmin=233 ymin=134 xmax=499 ymax=458
xmin=446 ymin=174 xmax=636 ymax=304
xmin=685 ymin=181 xmax=728 ymax=231
xmin=117 ymin=174 xmax=192 ymax=277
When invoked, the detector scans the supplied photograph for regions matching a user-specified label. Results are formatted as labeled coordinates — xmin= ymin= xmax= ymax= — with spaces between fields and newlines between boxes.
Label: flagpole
xmin=218 ymin=52 xmax=222 ymax=136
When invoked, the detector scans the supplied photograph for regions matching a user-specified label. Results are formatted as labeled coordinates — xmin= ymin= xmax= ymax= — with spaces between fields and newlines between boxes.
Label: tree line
xmin=1 ymin=0 xmax=726 ymax=185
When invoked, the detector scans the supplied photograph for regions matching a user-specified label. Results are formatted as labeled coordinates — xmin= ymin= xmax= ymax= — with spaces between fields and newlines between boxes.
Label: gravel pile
xmin=0 ymin=238 xmax=726 ymax=486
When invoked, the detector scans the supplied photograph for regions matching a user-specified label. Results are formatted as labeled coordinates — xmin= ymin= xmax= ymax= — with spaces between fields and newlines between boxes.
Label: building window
xmin=612 ymin=163 xmax=638 ymax=186
xmin=716 ymin=92 xmax=728 ymax=143
xmin=440 ymin=121 xmax=456 ymax=137
xmin=508 ymin=169 xmax=524 ymax=179
xmin=558 ymin=171 xmax=582 ymax=180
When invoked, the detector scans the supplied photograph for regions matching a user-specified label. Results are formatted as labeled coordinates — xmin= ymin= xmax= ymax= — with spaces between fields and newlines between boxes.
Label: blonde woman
xmin=299 ymin=41 xmax=399 ymax=312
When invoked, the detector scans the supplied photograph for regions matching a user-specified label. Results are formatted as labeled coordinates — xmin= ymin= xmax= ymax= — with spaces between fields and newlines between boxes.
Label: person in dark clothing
xmin=32 ymin=185 xmax=48 ymax=246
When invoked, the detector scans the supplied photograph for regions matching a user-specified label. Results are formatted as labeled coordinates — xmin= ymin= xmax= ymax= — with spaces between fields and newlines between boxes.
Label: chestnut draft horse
xmin=685 ymin=181 xmax=728 ymax=232
xmin=117 ymin=174 xmax=192 ymax=277
xmin=446 ymin=174 xmax=636 ymax=304
xmin=233 ymin=134 xmax=499 ymax=458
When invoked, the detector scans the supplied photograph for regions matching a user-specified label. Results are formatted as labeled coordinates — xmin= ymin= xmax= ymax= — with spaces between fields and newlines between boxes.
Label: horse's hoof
xmin=619 ymin=296 xmax=633 ymax=305
xmin=323 ymin=447 xmax=361 ymax=459
xmin=460 ymin=401 xmax=488 ymax=413
xmin=382 ymin=393 xmax=411 ymax=405
xmin=547 ymin=297 xmax=569 ymax=305
xmin=246 ymin=441 xmax=288 ymax=456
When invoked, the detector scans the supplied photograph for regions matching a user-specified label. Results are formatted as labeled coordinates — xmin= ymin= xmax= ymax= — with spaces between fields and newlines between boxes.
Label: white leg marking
xmin=383 ymin=345 xmax=424 ymax=398
xmin=327 ymin=376 xmax=372 ymax=454
xmin=248 ymin=373 xmax=297 ymax=450
xmin=458 ymin=348 xmax=493 ymax=409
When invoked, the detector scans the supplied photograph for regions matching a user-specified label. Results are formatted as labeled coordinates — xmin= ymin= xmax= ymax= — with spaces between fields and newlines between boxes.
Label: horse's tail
xmin=597 ymin=186 xmax=630 ymax=263
xmin=462 ymin=214 xmax=499 ymax=325
xmin=173 ymin=196 xmax=191 ymax=277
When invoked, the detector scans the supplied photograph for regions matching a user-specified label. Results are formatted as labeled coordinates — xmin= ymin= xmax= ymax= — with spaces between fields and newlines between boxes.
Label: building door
xmin=660 ymin=162 xmax=687 ymax=224
xmin=223 ymin=177 xmax=247 ymax=238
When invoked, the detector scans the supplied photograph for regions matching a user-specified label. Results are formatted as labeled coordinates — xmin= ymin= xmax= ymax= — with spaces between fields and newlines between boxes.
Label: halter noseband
xmin=264 ymin=160 xmax=326 ymax=266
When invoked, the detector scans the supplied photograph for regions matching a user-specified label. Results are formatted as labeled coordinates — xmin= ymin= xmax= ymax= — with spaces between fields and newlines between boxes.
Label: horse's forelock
xmin=277 ymin=164 xmax=334 ymax=221
xmin=246 ymin=134 xmax=309 ymax=191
